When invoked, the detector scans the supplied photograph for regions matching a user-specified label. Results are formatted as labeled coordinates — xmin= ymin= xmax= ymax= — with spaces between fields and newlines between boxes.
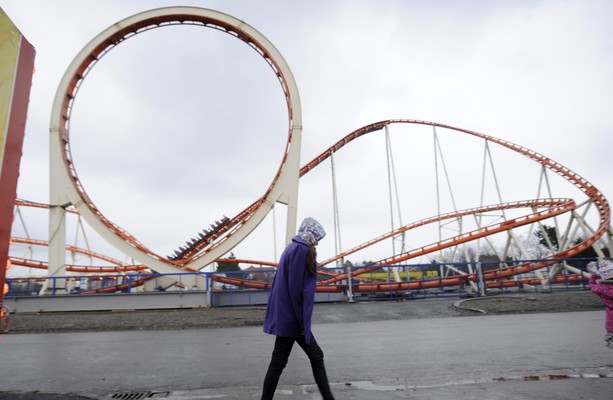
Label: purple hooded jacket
xmin=589 ymin=275 xmax=613 ymax=332
xmin=263 ymin=235 xmax=317 ymax=344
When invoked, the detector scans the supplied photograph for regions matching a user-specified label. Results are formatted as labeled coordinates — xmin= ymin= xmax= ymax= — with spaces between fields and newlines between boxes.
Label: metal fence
xmin=4 ymin=257 xmax=600 ymax=309
xmin=345 ymin=259 xmax=593 ymax=302
xmin=6 ymin=271 xmax=210 ymax=296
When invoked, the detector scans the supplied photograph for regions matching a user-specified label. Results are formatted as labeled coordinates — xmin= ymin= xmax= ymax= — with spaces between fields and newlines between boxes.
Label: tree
xmin=566 ymin=237 xmax=611 ymax=269
xmin=534 ymin=225 xmax=559 ymax=253
xmin=216 ymin=252 xmax=241 ymax=273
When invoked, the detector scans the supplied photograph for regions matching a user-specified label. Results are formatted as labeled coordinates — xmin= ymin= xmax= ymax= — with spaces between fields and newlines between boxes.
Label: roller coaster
xmin=4 ymin=7 xmax=613 ymax=304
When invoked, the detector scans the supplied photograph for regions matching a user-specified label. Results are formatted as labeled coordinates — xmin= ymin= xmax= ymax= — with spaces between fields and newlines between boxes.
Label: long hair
xmin=306 ymin=244 xmax=317 ymax=276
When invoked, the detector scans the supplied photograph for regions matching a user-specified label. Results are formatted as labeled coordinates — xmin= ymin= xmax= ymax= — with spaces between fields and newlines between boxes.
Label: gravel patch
xmin=3 ymin=290 xmax=604 ymax=335
xmin=453 ymin=291 xmax=603 ymax=315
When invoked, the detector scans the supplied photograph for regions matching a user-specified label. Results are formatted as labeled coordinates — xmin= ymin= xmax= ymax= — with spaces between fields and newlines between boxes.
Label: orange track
xmin=10 ymin=120 xmax=610 ymax=294
xmin=210 ymin=119 xmax=610 ymax=292
xmin=317 ymin=198 xmax=575 ymax=283
xmin=56 ymin=13 xmax=300 ymax=268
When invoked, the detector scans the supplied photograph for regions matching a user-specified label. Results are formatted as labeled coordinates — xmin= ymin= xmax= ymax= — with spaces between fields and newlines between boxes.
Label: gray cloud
xmin=4 ymin=0 xmax=612 ymax=271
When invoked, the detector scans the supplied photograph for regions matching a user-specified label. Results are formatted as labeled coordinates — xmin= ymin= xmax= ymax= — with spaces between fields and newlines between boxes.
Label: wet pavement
xmin=1 ymin=302 xmax=612 ymax=399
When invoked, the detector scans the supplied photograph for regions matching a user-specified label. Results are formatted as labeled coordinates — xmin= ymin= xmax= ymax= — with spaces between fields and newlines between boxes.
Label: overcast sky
xmin=3 ymin=0 xmax=612 ymax=273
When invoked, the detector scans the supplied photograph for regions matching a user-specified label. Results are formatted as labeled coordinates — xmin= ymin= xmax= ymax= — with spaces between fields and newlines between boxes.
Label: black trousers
xmin=261 ymin=335 xmax=335 ymax=400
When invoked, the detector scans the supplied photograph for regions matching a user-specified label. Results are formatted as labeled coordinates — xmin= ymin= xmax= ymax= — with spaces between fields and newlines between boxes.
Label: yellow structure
xmin=0 ymin=8 xmax=35 ymax=310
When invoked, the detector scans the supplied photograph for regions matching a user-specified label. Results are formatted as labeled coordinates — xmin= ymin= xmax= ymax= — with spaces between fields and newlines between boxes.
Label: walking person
xmin=588 ymin=259 xmax=613 ymax=349
xmin=261 ymin=217 xmax=335 ymax=400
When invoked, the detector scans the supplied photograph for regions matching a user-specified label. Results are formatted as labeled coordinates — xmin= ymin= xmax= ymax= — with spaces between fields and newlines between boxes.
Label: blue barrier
xmin=5 ymin=257 xmax=600 ymax=307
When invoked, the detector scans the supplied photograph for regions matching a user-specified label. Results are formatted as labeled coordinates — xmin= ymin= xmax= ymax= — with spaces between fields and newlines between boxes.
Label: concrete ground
xmin=6 ymin=290 xmax=603 ymax=334
xmin=1 ymin=292 xmax=612 ymax=399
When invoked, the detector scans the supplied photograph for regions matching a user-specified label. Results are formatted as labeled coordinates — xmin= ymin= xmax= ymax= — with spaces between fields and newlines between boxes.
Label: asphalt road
xmin=6 ymin=290 xmax=603 ymax=334
xmin=1 ymin=294 xmax=612 ymax=399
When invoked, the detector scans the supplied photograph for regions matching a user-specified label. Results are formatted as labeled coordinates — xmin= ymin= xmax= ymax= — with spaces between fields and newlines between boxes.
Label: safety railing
xmin=5 ymin=271 xmax=210 ymax=296
xmin=4 ymin=257 xmax=600 ymax=307
xmin=345 ymin=257 xmax=595 ymax=302
xmin=209 ymin=269 xmax=344 ymax=307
